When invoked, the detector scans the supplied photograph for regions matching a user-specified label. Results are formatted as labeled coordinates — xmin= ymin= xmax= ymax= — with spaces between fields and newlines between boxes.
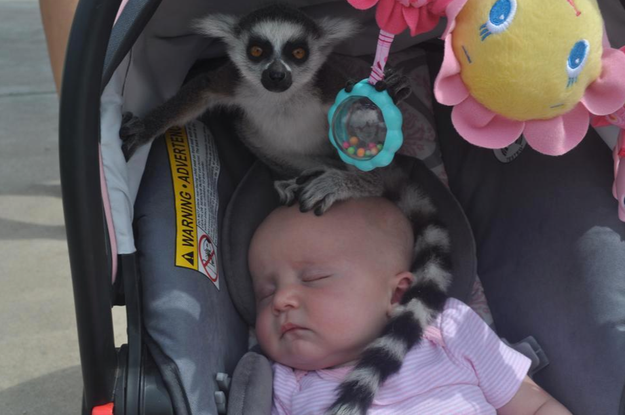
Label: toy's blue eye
xmin=567 ymin=40 xmax=589 ymax=75
xmin=566 ymin=40 xmax=589 ymax=87
xmin=481 ymin=0 xmax=517 ymax=40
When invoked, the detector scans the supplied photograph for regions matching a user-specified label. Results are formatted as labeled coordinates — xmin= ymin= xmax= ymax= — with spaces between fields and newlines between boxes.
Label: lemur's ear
xmin=193 ymin=14 xmax=239 ymax=44
xmin=316 ymin=17 xmax=361 ymax=49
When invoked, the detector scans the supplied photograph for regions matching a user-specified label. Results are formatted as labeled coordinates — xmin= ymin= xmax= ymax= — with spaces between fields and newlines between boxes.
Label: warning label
xmin=166 ymin=122 xmax=221 ymax=289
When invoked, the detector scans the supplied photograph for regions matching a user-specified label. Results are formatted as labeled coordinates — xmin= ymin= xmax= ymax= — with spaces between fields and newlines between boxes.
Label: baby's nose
xmin=272 ymin=285 xmax=300 ymax=313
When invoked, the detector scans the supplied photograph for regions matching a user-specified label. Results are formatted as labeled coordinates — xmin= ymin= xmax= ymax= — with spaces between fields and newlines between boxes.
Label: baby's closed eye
xmin=254 ymin=284 xmax=276 ymax=303
xmin=301 ymin=274 xmax=332 ymax=283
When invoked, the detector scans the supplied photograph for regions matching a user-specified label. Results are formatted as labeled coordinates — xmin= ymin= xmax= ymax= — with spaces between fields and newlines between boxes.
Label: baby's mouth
xmin=280 ymin=322 xmax=305 ymax=337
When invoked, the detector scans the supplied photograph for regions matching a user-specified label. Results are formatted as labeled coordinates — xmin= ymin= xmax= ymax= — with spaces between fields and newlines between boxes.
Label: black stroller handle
xmin=59 ymin=0 xmax=123 ymax=410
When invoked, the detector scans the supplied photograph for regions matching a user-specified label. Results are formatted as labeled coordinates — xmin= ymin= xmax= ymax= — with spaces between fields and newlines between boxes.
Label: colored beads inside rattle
xmin=341 ymin=138 xmax=384 ymax=159
xmin=331 ymin=96 xmax=387 ymax=161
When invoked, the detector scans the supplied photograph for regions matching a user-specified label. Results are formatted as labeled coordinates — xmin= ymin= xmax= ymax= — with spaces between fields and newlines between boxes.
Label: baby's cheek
xmin=255 ymin=312 xmax=277 ymax=353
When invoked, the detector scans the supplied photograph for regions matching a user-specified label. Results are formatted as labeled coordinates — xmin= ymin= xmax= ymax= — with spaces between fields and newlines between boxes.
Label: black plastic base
xmin=114 ymin=345 xmax=174 ymax=415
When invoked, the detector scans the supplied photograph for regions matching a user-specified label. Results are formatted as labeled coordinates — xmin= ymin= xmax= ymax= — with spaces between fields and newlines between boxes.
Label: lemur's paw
xmin=374 ymin=66 xmax=411 ymax=104
xmin=119 ymin=112 xmax=146 ymax=161
xmin=296 ymin=167 xmax=348 ymax=216
xmin=344 ymin=79 xmax=357 ymax=93
xmin=120 ymin=112 xmax=145 ymax=140
xmin=274 ymin=178 xmax=300 ymax=206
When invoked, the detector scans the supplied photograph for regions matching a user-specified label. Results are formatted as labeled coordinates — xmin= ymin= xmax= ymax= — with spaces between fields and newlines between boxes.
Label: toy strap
xmin=368 ymin=30 xmax=395 ymax=85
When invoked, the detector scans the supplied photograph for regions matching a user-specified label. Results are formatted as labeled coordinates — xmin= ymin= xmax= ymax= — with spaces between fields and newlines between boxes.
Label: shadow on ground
xmin=0 ymin=366 xmax=82 ymax=415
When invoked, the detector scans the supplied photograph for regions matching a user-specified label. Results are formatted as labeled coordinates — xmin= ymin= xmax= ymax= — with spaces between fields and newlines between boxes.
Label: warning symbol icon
xmin=182 ymin=251 xmax=195 ymax=266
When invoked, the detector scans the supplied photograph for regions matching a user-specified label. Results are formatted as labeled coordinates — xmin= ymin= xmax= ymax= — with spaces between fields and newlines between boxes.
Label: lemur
xmin=120 ymin=4 xmax=452 ymax=414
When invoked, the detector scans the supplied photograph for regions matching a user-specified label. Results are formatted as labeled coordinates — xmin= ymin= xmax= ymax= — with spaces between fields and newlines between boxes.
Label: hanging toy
xmin=329 ymin=0 xmax=451 ymax=171
xmin=434 ymin=0 xmax=625 ymax=156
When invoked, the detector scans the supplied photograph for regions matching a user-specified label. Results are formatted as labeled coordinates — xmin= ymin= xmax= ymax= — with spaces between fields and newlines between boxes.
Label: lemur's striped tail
xmin=326 ymin=183 xmax=452 ymax=415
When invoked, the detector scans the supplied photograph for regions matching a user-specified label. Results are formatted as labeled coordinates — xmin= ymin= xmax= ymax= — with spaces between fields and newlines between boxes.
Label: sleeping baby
xmin=248 ymin=197 xmax=571 ymax=414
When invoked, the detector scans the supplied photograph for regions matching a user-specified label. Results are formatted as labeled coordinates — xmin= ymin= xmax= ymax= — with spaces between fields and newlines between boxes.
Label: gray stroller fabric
xmin=222 ymin=156 xmax=477 ymax=328
xmin=428 ymin=49 xmax=625 ymax=415
xmin=134 ymin=109 xmax=256 ymax=415
xmin=226 ymin=351 xmax=273 ymax=415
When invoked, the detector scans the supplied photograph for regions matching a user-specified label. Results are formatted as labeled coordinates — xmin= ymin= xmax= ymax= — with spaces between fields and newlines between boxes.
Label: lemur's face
xmin=238 ymin=21 xmax=316 ymax=93
xmin=195 ymin=5 xmax=359 ymax=94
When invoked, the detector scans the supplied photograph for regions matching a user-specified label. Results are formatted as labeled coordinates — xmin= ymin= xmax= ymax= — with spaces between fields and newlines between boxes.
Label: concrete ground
xmin=0 ymin=1 xmax=126 ymax=413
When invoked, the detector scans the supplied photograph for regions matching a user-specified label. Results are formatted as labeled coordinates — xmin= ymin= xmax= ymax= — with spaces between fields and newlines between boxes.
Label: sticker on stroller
xmin=494 ymin=136 xmax=526 ymax=163
xmin=199 ymin=233 xmax=218 ymax=283
xmin=165 ymin=122 xmax=221 ymax=289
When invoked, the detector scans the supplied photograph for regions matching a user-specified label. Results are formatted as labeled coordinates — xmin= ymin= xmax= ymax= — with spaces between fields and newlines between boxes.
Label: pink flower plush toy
xmin=348 ymin=0 xmax=453 ymax=36
xmin=434 ymin=0 xmax=625 ymax=156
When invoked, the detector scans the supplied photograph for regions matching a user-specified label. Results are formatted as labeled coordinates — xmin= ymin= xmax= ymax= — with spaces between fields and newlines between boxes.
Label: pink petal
xmin=452 ymin=96 xmax=525 ymax=149
xmin=429 ymin=0 xmax=455 ymax=15
xmin=441 ymin=0 xmax=470 ymax=38
xmin=433 ymin=34 xmax=469 ymax=105
xmin=403 ymin=7 xmax=440 ymax=36
xmin=402 ymin=7 xmax=422 ymax=35
xmin=523 ymin=103 xmax=590 ymax=156
xmin=346 ymin=0 xmax=379 ymax=10
xmin=376 ymin=0 xmax=408 ymax=34
xmin=590 ymin=115 xmax=610 ymax=128
xmin=581 ymin=47 xmax=625 ymax=116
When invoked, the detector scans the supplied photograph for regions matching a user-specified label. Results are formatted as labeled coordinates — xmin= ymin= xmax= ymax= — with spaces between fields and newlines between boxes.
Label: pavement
xmin=0 ymin=1 xmax=126 ymax=414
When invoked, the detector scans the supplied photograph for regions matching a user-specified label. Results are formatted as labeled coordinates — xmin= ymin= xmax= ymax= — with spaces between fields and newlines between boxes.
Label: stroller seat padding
xmin=226 ymin=351 xmax=273 ymax=415
xmin=135 ymin=115 xmax=256 ymax=415
xmin=222 ymin=156 xmax=478 ymax=328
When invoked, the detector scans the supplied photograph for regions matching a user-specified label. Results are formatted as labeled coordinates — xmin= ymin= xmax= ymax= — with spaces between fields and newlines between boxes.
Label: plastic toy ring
xmin=328 ymin=79 xmax=403 ymax=171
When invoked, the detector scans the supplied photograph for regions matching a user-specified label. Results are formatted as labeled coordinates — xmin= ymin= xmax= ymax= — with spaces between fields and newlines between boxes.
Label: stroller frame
xmin=59 ymin=0 xmax=171 ymax=413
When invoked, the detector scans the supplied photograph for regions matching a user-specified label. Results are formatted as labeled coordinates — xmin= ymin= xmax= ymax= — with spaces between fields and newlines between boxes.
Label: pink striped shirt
xmin=271 ymin=298 xmax=530 ymax=414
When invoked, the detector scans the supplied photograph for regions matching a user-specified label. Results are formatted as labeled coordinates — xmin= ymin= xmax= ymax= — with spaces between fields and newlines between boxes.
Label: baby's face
xmin=249 ymin=199 xmax=412 ymax=371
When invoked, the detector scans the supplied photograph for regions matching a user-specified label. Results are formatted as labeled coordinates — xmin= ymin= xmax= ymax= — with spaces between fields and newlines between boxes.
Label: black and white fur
xmin=121 ymin=4 xmax=355 ymax=175
xmin=322 ymin=157 xmax=452 ymax=415
xmin=119 ymin=5 xmax=452 ymax=414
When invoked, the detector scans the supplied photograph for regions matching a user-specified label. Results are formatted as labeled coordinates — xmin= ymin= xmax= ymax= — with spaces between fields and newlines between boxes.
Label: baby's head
xmin=248 ymin=197 xmax=414 ymax=371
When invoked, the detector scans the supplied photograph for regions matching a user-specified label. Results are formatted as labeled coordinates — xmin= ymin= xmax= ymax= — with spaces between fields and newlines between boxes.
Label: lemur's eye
xmin=250 ymin=46 xmax=264 ymax=58
xmin=292 ymin=48 xmax=307 ymax=60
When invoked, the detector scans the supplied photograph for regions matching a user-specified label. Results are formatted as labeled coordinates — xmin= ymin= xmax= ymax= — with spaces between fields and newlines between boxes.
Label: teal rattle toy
xmin=329 ymin=0 xmax=453 ymax=170
xmin=328 ymin=30 xmax=403 ymax=171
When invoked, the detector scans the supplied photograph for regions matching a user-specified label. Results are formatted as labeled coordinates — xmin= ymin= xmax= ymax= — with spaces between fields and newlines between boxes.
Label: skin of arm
xmin=498 ymin=376 xmax=572 ymax=415
xmin=38 ymin=0 xmax=79 ymax=94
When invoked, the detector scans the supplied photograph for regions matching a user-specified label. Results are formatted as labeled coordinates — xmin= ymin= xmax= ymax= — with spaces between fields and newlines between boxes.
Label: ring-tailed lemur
xmin=119 ymin=4 xmax=452 ymax=414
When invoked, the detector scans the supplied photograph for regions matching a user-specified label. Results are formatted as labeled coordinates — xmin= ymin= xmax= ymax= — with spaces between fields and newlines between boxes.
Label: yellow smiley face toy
xmin=434 ymin=0 xmax=625 ymax=155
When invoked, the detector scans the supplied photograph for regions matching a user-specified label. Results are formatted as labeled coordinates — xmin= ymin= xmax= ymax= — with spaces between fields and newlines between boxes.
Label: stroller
xmin=59 ymin=0 xmax=625 ymax=414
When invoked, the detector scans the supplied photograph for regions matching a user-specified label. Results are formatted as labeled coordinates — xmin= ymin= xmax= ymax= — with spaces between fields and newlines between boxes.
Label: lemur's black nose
xmin=269 ymin=70 xmax=286 ymax=82
xmin=262 ymin=60 xmax=292 ymax=92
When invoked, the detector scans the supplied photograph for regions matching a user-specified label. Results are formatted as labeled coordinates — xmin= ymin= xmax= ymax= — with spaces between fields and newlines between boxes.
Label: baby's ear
xmin=388 ymin=272 xmax=414 ymax=315
xmin=316 ymin=17 xmax=361 ymax=50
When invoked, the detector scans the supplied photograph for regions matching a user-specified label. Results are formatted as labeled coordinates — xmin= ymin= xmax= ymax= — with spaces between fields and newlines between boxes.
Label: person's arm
xmin=38 ymin=0 xmax=79 ymax=94
xmin=497 ymin=376 xmax=572 ymax=415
